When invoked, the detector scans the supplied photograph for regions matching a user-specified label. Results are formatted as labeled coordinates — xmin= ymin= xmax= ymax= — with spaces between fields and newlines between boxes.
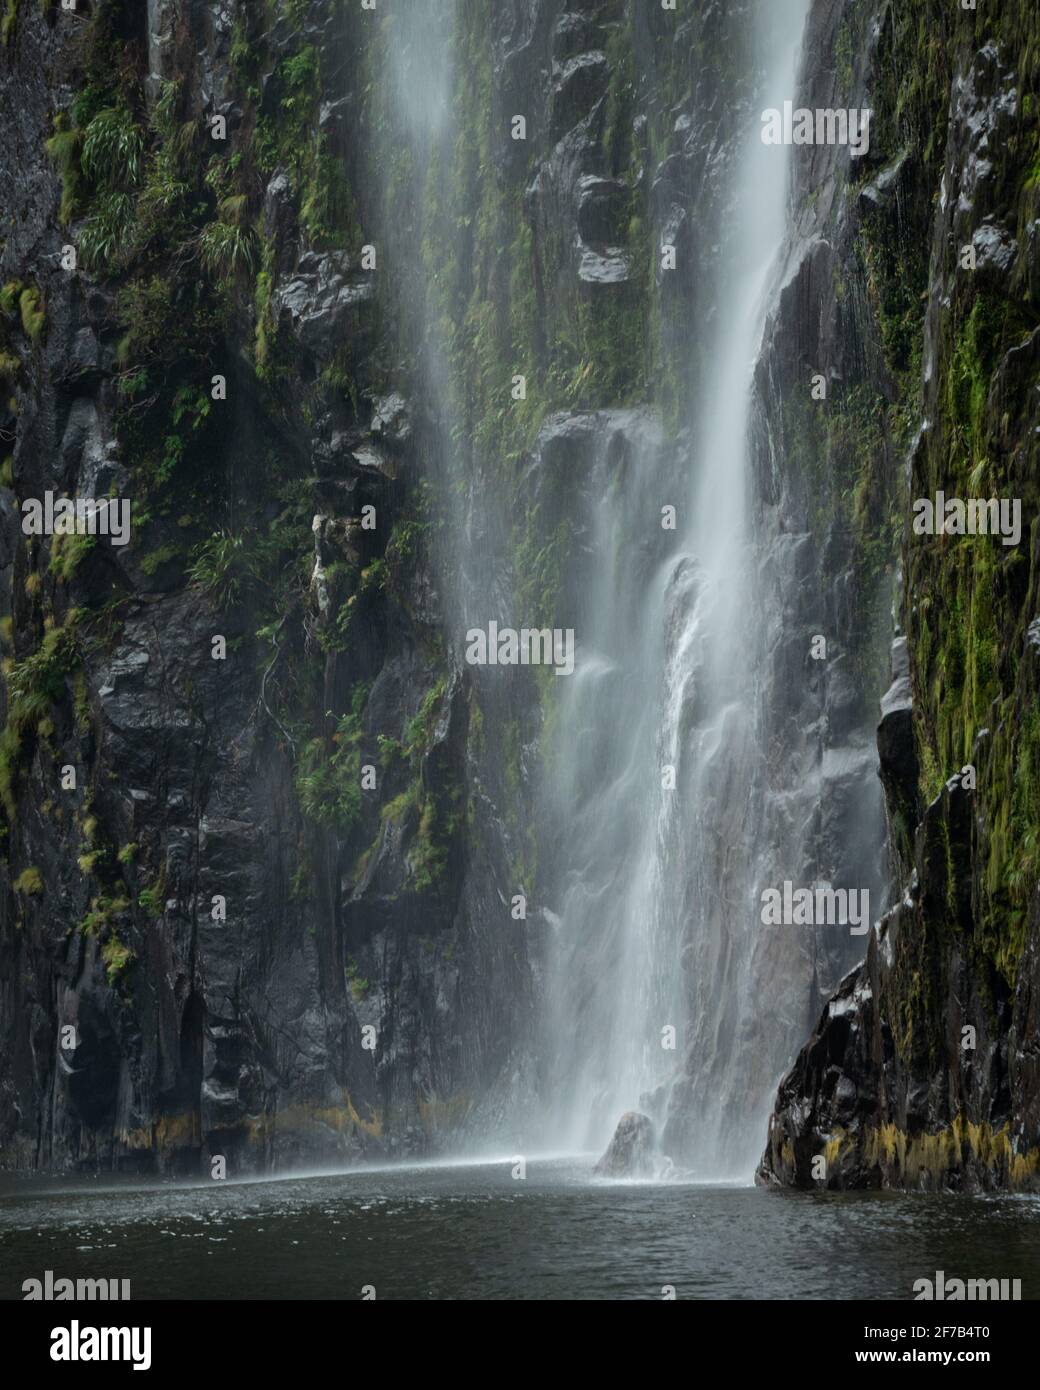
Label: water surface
xmin=3 ymin=1158 xmax=1038 ymax=1300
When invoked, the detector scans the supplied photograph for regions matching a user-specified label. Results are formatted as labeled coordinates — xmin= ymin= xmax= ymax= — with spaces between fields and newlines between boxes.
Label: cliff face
xmin=0 ymin=0 xmax=539 ymax=1173
xmin=759 ymin=0 xmax=1040 ymax=1191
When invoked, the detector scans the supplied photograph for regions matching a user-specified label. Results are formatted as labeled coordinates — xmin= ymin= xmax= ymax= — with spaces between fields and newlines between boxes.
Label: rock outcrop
xmin=758 ymin=0 xmax=1040 ymax=1191
xmin=0 ymin=0 xmax=538 ymax=1174
xmin=594 ymin=1111 xmax=656 ymax=1178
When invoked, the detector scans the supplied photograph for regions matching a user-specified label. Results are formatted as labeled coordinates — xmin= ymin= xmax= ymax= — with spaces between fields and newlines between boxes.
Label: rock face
xmin=594 ymin=1112 xmax=656 ymax=1178
xmin=0 ymin=0 xmax=538 ymax=1174
xmin=758 ymin=0 xmax=1040 ymax=1191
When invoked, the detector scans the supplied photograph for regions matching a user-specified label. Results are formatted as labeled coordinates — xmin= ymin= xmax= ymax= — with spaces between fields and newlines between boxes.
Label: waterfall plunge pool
xmin=3 ymin=1157 xmax=1039 ymax=1300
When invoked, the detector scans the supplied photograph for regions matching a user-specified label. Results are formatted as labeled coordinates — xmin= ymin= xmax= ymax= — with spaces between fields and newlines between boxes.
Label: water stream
xmin=539 ymin=0 xmax=819 ymax=1175
xmin=343 ymin=0 xmax=883 ymax=1180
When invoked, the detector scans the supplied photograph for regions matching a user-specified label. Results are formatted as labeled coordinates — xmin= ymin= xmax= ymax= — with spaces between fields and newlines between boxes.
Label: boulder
xmin=594 ymin=1111 xmax=657 ymax=1177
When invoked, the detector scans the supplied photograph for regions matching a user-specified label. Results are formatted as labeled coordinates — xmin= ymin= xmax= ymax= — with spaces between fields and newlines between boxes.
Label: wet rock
xmin=575 ymin=175 xmax=629 ymax=247
xmin=594 ymin=1111 xmax=657 ymax=1177
xmin=553 ymin=12 xmax=599 ymax=62
xmin=877 ymin=637 xmax=920 ymax=865
xmin=857 ymin=151 xmax=908 ymax=212
xmin=319 ymin=95 xmax=351 ymax=133
xmin=263 ymin=171 xmax=298 ymax=270
xmin=656 ymin=203 xmax=689 ymax=285
xmin=145 ymin=0 xmax=178 ymax=102
xmin=971 ymin=220 xmax=1016 ymax=278
xmin=370 ymin=392 xmax=412 ymax=446
xmin=577 ymin=246 xmax=630 ymax=284
xmin=551 ymin=51 xmax=608 ymax=139
xmin=273 ymin=252 xmax=374 ymax=357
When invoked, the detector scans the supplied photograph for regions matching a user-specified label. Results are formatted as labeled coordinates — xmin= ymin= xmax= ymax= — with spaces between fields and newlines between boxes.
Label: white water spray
xmin=540 ymin=0 xmax=815 ymax=1174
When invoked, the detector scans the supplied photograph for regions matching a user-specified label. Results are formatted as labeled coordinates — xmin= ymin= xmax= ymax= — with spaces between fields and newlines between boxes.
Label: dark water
xmin=2 ymin=1156 xmax=1039 ymax=1301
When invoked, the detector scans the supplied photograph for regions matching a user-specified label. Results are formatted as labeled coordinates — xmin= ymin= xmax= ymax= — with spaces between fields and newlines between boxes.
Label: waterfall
xmin=368 ymin=0 xmax=885 ymax=1177
xmin=538 ymin=0 xmax=828 ymax=1175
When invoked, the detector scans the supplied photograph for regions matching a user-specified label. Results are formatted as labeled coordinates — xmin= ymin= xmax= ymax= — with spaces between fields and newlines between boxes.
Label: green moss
xmin=4 ymin=615 xmax=81 ymax=742
xmin=295 ymin=683 xmax=370 ymax=835
xmin=835 ymin=19 xmax=854 ymax=97
xmin=380 ymin=784 xmax=419 ymax=826
xmin=49 ymin=530 xmax=96 ymax=581
xmin=252 ymin=228 xmax=277 ymax=379
xmin=13 ymin=866 xmax=43 ymax=895
xmin=73 ymin=669 xmax=90 ymax=735
xmin=136 ymin=889 xmax=161 ymax=920
xmin=138 ymin=542 xmax=180 ymax=577
xmin=468 ymin=696 xmax=485 ymax=758
xmin=345 ymin=956 xmax=370 ymax=1001
xmin=101 ymin=935 xmax=134 ymax=984
xmin=901 ymin=52 xmax=1040 ymax=988
xmin=408 ymin=786 xmax=461 ymax=892
xmin=1 ymin=0 xmax=18 ymax=47
xmin=944 ymin=295 xmax=1015 ymax=469
xmin=299 ymin=134 xmax=360 ymax=250
xmin=404 ymin=679 xmax=447 ymax=756
xmin=0 ymin=280 xmax=23 ymax=316
xmin=18 ymin=287 xmax=45 ymax=341
xmin=44 ymin=120 xmax=83 ymax=226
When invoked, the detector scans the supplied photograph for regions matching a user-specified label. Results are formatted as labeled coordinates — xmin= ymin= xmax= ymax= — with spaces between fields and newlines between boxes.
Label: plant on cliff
xmin=188 ymin=529 xmax=267 ymax=609
xmin=199 ymin=216 xmax=256 ymax=277
xmin=18 ymin=287 xmax=45 ymax=342
xmin=13 ymin=866 xmax=43 ymax=896
xmin=0 ymin=613 xmax=83 ymax=820
xmin=44 ymin=117 xmax=83 ymax=227
xmin=345 ymin=957 xmax=370 ymax=1001
xmin=5 ymin=615 xmax=81 ymax=732
xmin=295 ymin=685 xmax=369 ymax=836
xmin=136 ymin=882 xmax=163 ymax=919
xmin=49 ymin=530 xmax=96 ymax=581
xmin=1 ymin=0 xmax=18 ymax=47
xmin=0 ymin=281 xmax=23 ymax=316
xmin=77 ymin=106 xmax=145 ymax=272
xmin=101 ymin=936 xmax=134 ymax=983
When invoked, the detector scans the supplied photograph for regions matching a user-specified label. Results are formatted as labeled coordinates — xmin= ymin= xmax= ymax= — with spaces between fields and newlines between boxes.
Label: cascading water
xmin=375 ymin=2 xmax=514 ymax=658
xmin=372 ymin=0 xmax=884 ymax=1178
xmin=538 ymin=0 xmax=833 ymax=1175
